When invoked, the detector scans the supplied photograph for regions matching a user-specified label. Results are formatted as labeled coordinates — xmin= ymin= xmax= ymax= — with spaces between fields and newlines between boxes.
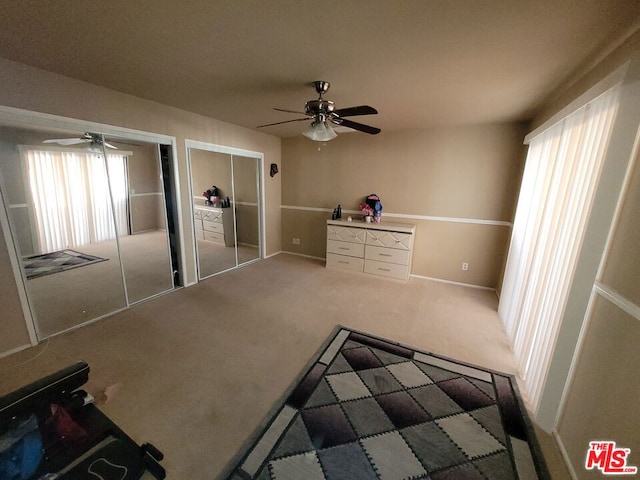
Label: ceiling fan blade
xmin=103 ymin=141 xmax=118 ymax=149
xmin=334 ymin=118 xmax=381 ymax=135
xmin=274 ymin=107 xmax=308 ymax=115
xmin=333 ymin=105 xmax=378 ymax=117
xmin=257 ymin=117 xmax=309 ymax=128
xmin=43 ymin=138 xmax=91 ymax=145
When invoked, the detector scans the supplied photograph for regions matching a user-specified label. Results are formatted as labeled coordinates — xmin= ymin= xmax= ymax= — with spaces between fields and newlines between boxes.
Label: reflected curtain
xmin=25 ymin=149 xmax=129 ymax=253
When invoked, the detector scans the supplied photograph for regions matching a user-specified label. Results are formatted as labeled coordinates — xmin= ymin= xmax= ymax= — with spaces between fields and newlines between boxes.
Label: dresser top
xmin=194 ymin=204 xmax=230 ymax=213
xmin=327 ymin=218 xmax=415 ymax=234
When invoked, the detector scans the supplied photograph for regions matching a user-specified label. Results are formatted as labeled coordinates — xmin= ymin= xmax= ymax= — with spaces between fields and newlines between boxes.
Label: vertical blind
xmin=26 ymin=149 xmax=129 ymax=254
xmin=498 ymin=85 xmax=620 ymax=411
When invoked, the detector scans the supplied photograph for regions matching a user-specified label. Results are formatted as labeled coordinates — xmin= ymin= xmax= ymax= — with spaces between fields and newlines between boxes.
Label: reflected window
xmin=24 ymin=148 xmax=129 ymax=253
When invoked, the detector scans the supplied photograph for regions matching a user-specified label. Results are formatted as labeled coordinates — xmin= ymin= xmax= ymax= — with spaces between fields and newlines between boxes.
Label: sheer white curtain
xmin=106 ymin=155 xmax=129 ymax=236
xmin=25 ymin=149 xmax=129 ymax=253
xmin=498 ymin=86 xmax=620 ymax=411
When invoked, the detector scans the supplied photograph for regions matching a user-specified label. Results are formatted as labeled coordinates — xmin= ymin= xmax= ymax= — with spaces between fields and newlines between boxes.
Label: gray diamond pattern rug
xmin=224 ymin=327 xmax=550 ymax=480
xmin=22 ymin=249 xmax=107 ymax=279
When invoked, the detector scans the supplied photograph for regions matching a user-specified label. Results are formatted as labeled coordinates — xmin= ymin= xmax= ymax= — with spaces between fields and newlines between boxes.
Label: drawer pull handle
xmin=378 ymin=268 xmax=391 ymax=272
xmin=379 ymin=253 xmax=392 ymax=257
xmin=339 ymin=247 xmax=350 ymax=250
xmin=338 ymin=261 xmax=349 ymax=264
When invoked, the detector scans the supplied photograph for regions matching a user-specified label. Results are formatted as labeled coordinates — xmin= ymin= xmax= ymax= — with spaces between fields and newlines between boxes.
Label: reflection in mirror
xmin=188 ymin=144 xmax=262 ymax=280
xmin=233 ymin=155 xmax=260 ymax=265
xmin=0 ymin=125 xmax=127 ymax=337
xmin=103 ymin=135 xmax=174 ymax=303
xmin=0 ymin=124 xmax=177 ymax=339
xmin=190 ymin=149 xmax=236 ymax=277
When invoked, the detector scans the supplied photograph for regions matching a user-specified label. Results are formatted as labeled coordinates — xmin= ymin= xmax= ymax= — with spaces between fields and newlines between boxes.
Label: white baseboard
xmin=554 ymin=431 xmax=579 ymax=480
xmin=278 ymin=252 xmax=498 ymax=291
xmin=0 ymin=343 xmax=32 ymax=360
xmin=410 ymin=273 xmax=496 ymax=292
xmin=279 ymin=251 xmax=325 ymax=261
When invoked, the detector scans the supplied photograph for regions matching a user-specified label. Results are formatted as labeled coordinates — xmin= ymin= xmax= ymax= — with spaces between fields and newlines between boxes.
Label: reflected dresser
xmin=194 ymin=205 xmax=235 ymax=247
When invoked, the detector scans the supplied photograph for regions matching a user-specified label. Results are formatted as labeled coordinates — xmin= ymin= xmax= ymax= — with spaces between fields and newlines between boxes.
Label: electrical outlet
xmin=292 ymin=238 xmax=300 ymax=245
xmin=462 ymin=262 xmax=469 ymax=271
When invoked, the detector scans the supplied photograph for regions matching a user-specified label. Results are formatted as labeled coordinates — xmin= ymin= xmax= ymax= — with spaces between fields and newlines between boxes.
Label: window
xmin=499 ymin=85 xmax=620 ymax=411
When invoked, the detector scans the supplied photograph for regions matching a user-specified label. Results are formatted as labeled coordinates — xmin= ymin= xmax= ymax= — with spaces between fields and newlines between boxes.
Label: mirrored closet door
xmin=187 ymin=142 xmax=263 ymax=279
xmin=0 ymin=122 xmax=178 ymax=338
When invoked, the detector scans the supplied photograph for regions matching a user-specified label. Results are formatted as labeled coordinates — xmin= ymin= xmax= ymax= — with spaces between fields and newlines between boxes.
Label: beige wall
xmin=281 ymin=123 xmax=527 ymax=288
xmin=532 ymin=28 xmax=640 ymax=132
xmin=599 ymin=150 xmax=640 ymax=305
xmin=190 ymin=150 xmax=232 ymax=204
xmin=0 ymin=57 xmax=281 ymax=356
xmin=555 ymin=137 xmax=640 ymax=477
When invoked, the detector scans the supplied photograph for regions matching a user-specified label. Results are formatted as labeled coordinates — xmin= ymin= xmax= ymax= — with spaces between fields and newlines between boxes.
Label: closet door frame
xmin=0 ymin=105 xmax=182 ymax=346
xmin=185 ymin=139 xmax=265 ymax=279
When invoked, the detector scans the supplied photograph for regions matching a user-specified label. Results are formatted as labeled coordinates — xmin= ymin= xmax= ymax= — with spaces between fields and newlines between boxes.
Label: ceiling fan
xmin=43 ymin=132 xmax=118 ymax=149
xmin=257 ymin=81 xmax=381 ymax=141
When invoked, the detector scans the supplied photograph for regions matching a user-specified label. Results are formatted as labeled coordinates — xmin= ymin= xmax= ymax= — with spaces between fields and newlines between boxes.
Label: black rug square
xmin=408 ymin=384 xmax=464 ymax=419
xmin=375 ymin=391 xmax=431 ymax=429
xmin=341 ymin=347 xmax=383 ymax=371
xmin=436 ymin=377 xmax=495 ymax=412
xmin=301 ymin=404 xmax=357 ymax=449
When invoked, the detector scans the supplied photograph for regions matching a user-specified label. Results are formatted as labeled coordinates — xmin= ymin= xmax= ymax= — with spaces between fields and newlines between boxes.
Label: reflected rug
xmin=224 ymin=327 xmax=550 ymax=480
xmin=23 ymin=249 xmax=107 ymax=279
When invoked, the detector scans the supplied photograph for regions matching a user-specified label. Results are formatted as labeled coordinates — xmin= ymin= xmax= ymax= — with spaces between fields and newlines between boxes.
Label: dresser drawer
xmin=201 ymin=210 xmax=223 ymax=223
xmin=327 ymin=239 xmax=365 ymax=258
xmin=203 ymin=220 xmax=224 ymax=233
xmin=326 ymin=253 xmax=365 ymax=272
xmin=327 ymin=225 xmax=366 ymax=244
xmin=365 ymin=245 xmax=410 ymax=265
xmin=364 ymin=259 xmax=410 ymax=280
xmin=203 ymin=230 xmax=225 ymax=244
xmin=366 ymin=230 xmax=412 ymax=250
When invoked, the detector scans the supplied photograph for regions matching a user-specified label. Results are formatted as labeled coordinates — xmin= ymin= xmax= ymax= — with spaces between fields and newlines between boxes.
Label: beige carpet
xmin=24 ymin=230 xmax=174 ymax=337
xmin=196 ymin=239 xmax=260 ymax=278
xmin=0 ymin=254 xmax=570 ymax=479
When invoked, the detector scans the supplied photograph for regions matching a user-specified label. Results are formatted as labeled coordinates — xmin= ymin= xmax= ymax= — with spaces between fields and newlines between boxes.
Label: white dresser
xmin=194 ymin=205 xmax=235 ymax=247
xmin=326 ymin=219 xmax=416 ymax=280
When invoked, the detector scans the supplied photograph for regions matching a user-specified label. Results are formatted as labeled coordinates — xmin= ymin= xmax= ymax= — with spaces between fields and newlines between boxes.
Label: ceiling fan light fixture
xmin=302 ymin=119 xmax=337 ymax=142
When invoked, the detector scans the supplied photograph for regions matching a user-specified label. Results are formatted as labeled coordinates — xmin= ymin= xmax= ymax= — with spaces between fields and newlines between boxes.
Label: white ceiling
xmin=0 ymin=1 xmax=639 ymax=138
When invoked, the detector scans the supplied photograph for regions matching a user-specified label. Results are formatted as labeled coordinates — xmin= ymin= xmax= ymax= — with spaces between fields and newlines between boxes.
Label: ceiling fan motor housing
xmin=305 ymin=99 xmax=335 ymax=117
